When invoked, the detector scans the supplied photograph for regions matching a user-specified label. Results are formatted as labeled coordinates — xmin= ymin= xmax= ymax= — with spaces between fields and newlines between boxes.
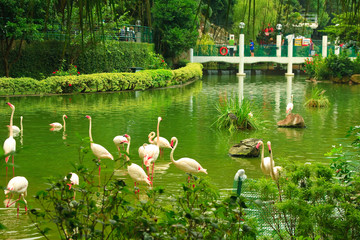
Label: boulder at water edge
xmin=350 ymin=74 xmax=360 ymax=84
xmin=277 ymin=113 xmax=306 ymax=128
xmin=229 ymin=138 xmax=261 ymax=157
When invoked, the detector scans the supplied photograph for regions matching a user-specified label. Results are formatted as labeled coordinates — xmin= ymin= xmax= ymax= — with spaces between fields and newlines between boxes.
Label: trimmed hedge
xmin=0 ymin=63 xmax=203 ymax=95
xmin=1 ymin=40 xmax=155 ymax=79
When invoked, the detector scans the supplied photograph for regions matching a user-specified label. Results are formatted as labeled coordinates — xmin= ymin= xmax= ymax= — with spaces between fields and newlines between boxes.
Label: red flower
xmin=53 ymin=72 xmax=56 ymax=74
xmin=77 ymin=72 xmax=80 ymax=74
xmin=69 ymin=83 xmax=72 ymax=86
xmin=161 ymin=60 xmax=164 ymax=62
xmin=74 ymin=65 xmax=77 ymax=68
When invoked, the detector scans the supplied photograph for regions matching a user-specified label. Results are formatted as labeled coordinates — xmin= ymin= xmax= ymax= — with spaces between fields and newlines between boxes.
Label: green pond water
xmin=0 ymin=73 xmax=359 ymax=239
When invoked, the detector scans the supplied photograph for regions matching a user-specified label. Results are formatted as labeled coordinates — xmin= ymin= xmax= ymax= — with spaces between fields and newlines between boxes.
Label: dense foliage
xmin=304 ymin=86 xmax=330 ymax=108
xmin=152 ymin=0 xmax=199 ymax=60
xmin=303 ymin=52 xmax=360 ymax=81
xmin=0 ymin=63 xmax=202 ymax=95
xmin=0 ymin=40 xmax=157 ymax=79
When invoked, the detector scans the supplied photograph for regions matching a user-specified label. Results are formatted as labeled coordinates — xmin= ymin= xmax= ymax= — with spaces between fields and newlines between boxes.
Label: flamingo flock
xmin=2 ymin=102 xmax=283 ymax=218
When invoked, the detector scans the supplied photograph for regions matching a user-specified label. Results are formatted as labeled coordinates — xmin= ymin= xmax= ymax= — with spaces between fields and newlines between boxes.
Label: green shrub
xmin=325 ymin=51 xmax=354 ymax=79
xmin=0 ymin=63 xmax=202 ymax=95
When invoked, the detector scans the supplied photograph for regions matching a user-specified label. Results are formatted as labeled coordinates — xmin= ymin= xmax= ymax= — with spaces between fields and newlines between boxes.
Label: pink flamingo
xmin=5 ymin=176 xmax=28 ymax=216
xmin=113 ymin=134 xmax=130 ymax=158
xmin=65 ymin=172 xmax=79 ymax=199
xmin=256 ymin=140 xmax=275 ymax=177
xmin=3 ymin=102 xmax=16 ymax=178
xmin=85 ymin=115 xmax=113 ymax=185
xmin=141 ymin=117 xmax=161 ymax=184
xmin=127 ymin=163 xmax=151 ymax=194
xmin=267 ymin=141 xmax=282 ymax=181
xmin=148 ymin=131 xmax=172 ymax=152
xmin=50 ymin=114 xmax=68 ymax=129
xmin=170 ymin=137 xmax=207 ymax=180
xmin=286 ymin=95 xmax=294 ymax=114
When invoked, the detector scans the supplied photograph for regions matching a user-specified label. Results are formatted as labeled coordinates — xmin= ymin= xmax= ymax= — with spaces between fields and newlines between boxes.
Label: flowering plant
xmin=53 ymin=63 xmax=80 ymax=76
xmin=147 ymin=52 xmax=169 ymax=69
xmin=303 ymin=54 xmax=324 ymax=79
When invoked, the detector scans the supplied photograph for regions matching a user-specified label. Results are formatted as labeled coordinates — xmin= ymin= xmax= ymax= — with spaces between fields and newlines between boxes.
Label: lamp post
xmin=135 ymin=20 xmax=141 ymax=42
xmin=276 ymin=24 xmax=282 ymax=57
xmin=237 ymin=22 xmax=246 ymax=76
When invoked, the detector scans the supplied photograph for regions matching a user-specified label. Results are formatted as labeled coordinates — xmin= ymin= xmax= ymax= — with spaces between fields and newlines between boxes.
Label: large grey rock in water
xmin=277 ymin=113 xmax=306 ymax=128
xmin=229 ymin=138 xmax=261 ymax=157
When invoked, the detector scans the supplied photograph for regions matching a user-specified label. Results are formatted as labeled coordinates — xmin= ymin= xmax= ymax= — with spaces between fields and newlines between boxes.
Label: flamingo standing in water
xmin=12 ymin=116 xmax=23 ymax=137
xmin=267 ymin=141 xmax=282 ymax=181
xmin=85 ymin=115 xmax=114 ymax=185
xmin=148 ymin=131 xmax=172 ymax=152
xmin=141 ymin=117 xmax=161 ymax=184
xmin=3 ymin=102 xmax=16 ymax=178
xmin=170 ymin=137 xmax=207 ymax=180
xmin=113 ymin=134 xmax=130 ymax=158
xmin=256 ymin=140 xmax=274 ymax=177
xmin=286 ymin=95 xmax=294 ymax=115
xmin=128 ymin=163 xmax=151 ymax=194
xmin=65 ymin=172 xmax=79 ymax=199
xmin=50 ymin=114 xmax=68 ymax=130
xmin=5 ymin=176 xmax=28 ymax=216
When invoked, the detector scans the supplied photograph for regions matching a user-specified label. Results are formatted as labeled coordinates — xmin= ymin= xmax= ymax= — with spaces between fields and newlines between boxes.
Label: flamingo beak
xmin=85 ymin=115 xmax=90 ymax=119
xmin=170 ymin=140 xmax=174 ymax=148
xmin=65 ymin=115 xmax=68 ymax=118
xmin=256 ymin=142 xmax=261 ymax=149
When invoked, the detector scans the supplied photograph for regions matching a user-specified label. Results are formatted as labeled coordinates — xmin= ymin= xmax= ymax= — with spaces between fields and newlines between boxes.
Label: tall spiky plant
xmin=304 ymin=86 xmax=330 ymax=108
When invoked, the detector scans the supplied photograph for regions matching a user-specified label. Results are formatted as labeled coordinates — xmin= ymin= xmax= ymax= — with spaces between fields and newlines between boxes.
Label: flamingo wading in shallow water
xmin=86 ymin=115 xmax=114 ymax=185
xmin=128 ymin=163 xmax=151 ymax=194
xmin=5 ymin=176 xmax=28 ymax=216
xmin=3 ymin=103 xmax=16 ymax=178
xmin=148 ymin=131 xmax=171 ymax=152
xmin=113 ymin=134 xmax=130 ymax=158
xmin=50 ymin=114 xmax=68 ymax=130
xmin=12 ymin=116 xmax=23 ymax=137
xmin=170 ymin=137 xmax=207 ymax=180
xmin=256 ymin=140 xmax=274 ymax=177
xmin=267 ymin=141 xmax=282 ymax=181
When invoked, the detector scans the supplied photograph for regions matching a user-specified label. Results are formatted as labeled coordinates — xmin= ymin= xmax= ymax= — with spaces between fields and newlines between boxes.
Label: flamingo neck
xmin=63 ymin=115 xmax=66 ymax=131
xmin=88 ymin=118 xmax=93 ymax=142
xmin=126 ymin=136 xmax=131 ymax=161
xmin=20 ymin=116 xmax=23 ymax=134
xmin=170 ymin=138 xmax=178 ymax=164
xmin=148 ymin=132 xmax=155 ymax=144
xmin=260 ymin=142 xmax=265 ymax=169
xmin=9 ymin=107 xmax=14 ymax=137
xmin=269 ymin=145 xmax=275 ymax=179
xmin=156 ymin=119 xmax=160 ymax=147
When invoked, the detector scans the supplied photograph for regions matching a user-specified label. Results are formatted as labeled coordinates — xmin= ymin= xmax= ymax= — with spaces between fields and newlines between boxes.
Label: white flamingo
xmin=127 ymin=163 xmax=151 ymax=194
xmin=256 ymin=140 xmax=274 ymax=177
xmin=12 ymin=116 xmax=23 ymax=137
xmin=267 ymin=141 xmax=282 ymax=181
xmin=5 ymin=176 xmax=28 ymax=216
xmin=170 ymin=137 xmax=207 ymax=179
xmin=113 ymin=134 xmax=129 ymax=158
xmin=86 ymin=115 xmax=113 ymax=185
xmin=50 ymin=114 xmax=67 ymax=129
xmin=286 ymin=95 xmax=294 ymax=114
xmin=65 ymin=172 xmax=79 ymax=199
xmin=3 ymin=102 xmax=16 ymax=179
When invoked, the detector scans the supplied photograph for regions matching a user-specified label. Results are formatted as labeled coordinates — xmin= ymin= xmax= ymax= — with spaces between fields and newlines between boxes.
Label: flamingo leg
xmin=12 ymin=155 xmax=14 ymax=177
xmin=117 ymin=146 xmax=121 ymax=158
xmin=6 ymin=165 xmax=8 ymax=183
xmin=98 ymin=160 xmax=101 ymax=187
xmin=151 ymin=162 xmax=155 ymax=186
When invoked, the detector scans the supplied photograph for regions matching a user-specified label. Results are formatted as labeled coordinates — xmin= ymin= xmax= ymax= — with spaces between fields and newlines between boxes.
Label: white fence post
xmin=322 ymin=36 xmax=328 ymax=58
xmin=285 ymin=35 xmax=294 ymax=76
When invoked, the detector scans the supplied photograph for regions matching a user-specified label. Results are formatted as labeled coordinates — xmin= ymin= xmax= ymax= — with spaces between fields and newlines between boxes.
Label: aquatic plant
xmin=304 ymin=86 xmax=330 ymax=108
xmin=214 ymin=95 xmax=258 ymax=131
